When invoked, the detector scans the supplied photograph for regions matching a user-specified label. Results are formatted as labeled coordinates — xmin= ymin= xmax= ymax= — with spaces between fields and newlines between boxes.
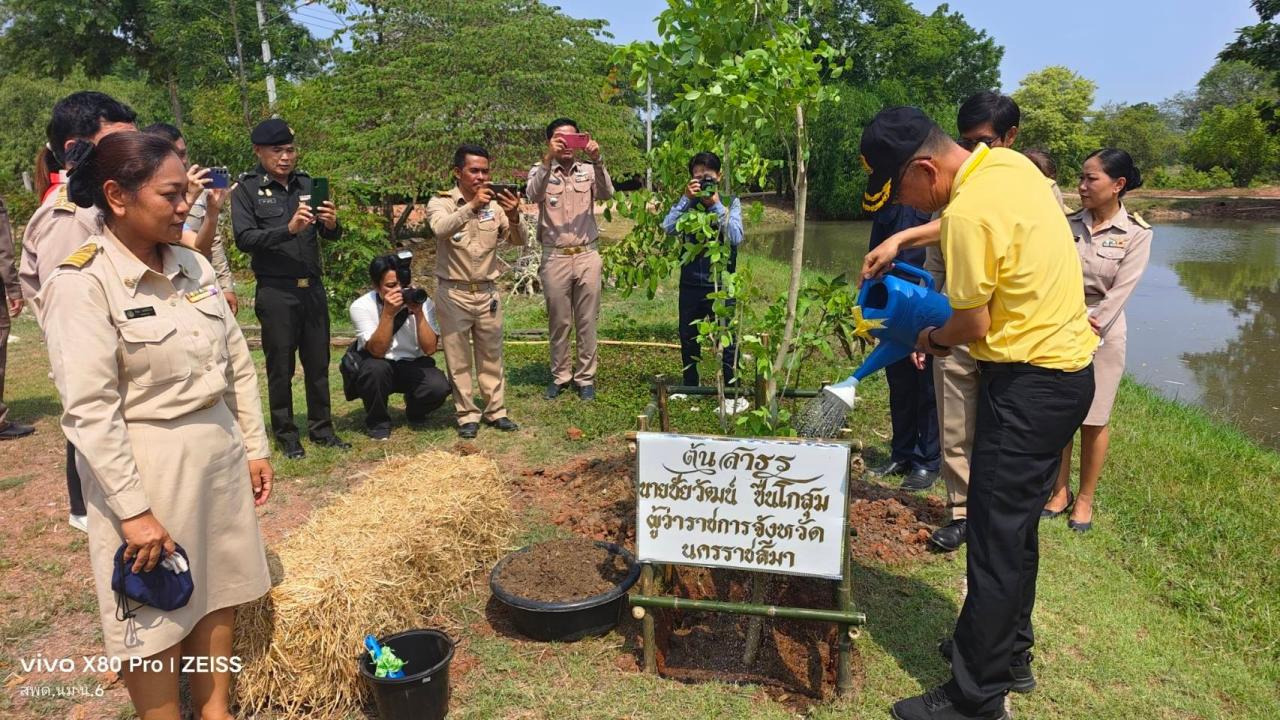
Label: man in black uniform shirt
xmin=232 ymin=118 xmax=349 ymax=458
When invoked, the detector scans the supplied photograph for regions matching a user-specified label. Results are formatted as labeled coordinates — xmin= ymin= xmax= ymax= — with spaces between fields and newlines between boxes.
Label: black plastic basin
xmin=489 ymin=541 xmax=640 ymax=642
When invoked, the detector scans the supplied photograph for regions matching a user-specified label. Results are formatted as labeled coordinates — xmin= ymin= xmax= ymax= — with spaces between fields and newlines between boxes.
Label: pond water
xmin=747 ymin=219 xmax=1280 ymax=450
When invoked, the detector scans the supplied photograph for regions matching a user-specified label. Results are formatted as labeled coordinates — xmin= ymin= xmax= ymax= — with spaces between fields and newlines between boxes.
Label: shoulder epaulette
xmin=1130 ymin=212 xmax=1150 ymax=230
xmin=58 ymin=242 xmax=100 ymax=269
xmin=52 ymin=185 xmax=76 ymax=213
xmin=433 ymin=190 xmax=454 ymax=198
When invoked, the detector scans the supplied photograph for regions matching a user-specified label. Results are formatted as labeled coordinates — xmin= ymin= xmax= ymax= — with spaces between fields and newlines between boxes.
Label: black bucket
xmin=358 ymin=629 xmax=454 ymax=720
xmin=489 ymin=541 xmax=641 ymax=642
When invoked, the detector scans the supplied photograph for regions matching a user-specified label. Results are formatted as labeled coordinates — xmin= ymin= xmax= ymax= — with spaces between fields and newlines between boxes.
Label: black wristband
xmin=928 ymin=328 xmax=951 ymax=351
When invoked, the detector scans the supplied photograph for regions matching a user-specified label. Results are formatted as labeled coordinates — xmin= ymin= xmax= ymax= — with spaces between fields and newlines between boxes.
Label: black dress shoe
xmin=901 ymin=467 xmax=938 ymax=490
xmin=0 ymin=421 xmax=35 ymax=440
xmin=938 ymin=638 xmax=1036 ymax=694
xmin=546 ymin=382 xmax=570 ymax=399
xmin=577 ymin=384 xmax=596 ymax=401
xmin=482 ymin=417 xmax=519 ymax=432
xmin=891 ymin=685 xmax=1009 ymax=720
xmin=311 ymin=435 xmax=351 ymax=450
xmin=281 ymin=439 xmax=305 ymax=459
xmin=929 ymin=519 xmax=967 ymax=552
xmin=872 ymin=459 xmax=910 ymax=478
xmin=457 ymin=422 xmax=479 ymax=439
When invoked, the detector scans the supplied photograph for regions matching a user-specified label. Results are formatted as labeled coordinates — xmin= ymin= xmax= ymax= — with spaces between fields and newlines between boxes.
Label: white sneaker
xmin=69 ymin=514 xmax=88 ymax=533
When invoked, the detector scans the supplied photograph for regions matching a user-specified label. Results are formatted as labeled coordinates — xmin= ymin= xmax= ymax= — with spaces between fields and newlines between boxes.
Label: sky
xmin=294 ymin=1 xmax=1263 ymax=106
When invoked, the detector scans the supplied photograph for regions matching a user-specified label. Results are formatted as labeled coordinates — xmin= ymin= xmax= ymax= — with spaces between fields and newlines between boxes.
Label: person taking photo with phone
xmin=143 ymin=123 xmax=239 ymax=315
xmin=661 ymin=151 xmax=743 ymax=388
xmin=426 ymin=144 xmax=527 ymax=439
xmin=231 ymin=118 xmax=348 ymax=459
xmin=526 ymin=117 xmax=615 ymax=401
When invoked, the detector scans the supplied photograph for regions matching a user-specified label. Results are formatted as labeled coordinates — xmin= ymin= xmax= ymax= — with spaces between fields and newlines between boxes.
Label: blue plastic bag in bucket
xmin=359 ymin=629 xmax=455 ymax=720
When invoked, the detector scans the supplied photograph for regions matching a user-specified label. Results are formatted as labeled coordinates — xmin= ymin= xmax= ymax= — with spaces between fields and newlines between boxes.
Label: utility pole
xmin=230 ymin=0 xmax=252 ymax=127
xmin=645 ymin=72 xmax=653 ymax=191
xmin=255 ymin=0 xmax=278 ymax=114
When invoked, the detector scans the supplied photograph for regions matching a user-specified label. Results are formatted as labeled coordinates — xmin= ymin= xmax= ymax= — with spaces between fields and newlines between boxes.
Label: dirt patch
xmin=495 ymin=538 xmax=630 ymax=602
xmin=509 ymin=452 xmax=949 ymax=705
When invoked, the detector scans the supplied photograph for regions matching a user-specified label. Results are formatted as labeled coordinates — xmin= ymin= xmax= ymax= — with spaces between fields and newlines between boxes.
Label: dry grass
xmin=232 ymin=451 xmax=515 ymax=718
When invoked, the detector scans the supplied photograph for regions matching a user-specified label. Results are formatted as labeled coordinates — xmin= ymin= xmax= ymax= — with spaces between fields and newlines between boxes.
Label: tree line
xmin=2 ymin=0 xmax=1280 ymax=231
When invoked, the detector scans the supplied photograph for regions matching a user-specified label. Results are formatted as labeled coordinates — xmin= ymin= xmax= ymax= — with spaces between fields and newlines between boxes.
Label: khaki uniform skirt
xmin=1085 ymin=308 xmax=1126 ymax=426
xmin=79 ymin=401 xmax=270 ymax=660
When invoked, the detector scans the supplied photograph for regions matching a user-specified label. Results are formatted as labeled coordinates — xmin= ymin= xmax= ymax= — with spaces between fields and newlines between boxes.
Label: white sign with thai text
xmin=635 ymin=432 xmax=850 ymax=579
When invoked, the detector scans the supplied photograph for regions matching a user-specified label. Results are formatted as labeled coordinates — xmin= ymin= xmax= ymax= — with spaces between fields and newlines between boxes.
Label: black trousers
xmin=354 ymin=356 xmax=451 ymax=431
xmin=944 ymin=361 xmax=1094 ymax=716
xmin=678 ymin=284 xmax=736 ymax=387
xmin=66 ymin=440 xmax=85 ymax=517
xmin=254 ymin=281 xmax=334 ymax=445
xmin=885 ymin=354 xmax=940 ymax=472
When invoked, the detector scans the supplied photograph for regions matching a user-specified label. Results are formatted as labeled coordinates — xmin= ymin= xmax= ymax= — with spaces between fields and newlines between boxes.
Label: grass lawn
xmin=1 ymin=232 xmax=1276 ymax=718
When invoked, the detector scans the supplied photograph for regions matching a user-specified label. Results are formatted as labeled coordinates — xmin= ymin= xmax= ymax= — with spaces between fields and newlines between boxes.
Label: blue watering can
xmin=823 ymin=261 xmax=952 ymax=407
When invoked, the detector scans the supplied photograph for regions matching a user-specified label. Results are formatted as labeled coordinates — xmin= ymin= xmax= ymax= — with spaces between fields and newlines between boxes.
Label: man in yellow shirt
xmin=861 ymin=107 xmax=1097 ymax=720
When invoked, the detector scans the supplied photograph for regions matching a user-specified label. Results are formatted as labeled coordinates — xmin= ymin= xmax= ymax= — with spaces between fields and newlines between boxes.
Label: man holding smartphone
xmin=526 ymin=117 xmax=614 ymax=401
xmin=231 ymin=118 xmax=349 ymax=459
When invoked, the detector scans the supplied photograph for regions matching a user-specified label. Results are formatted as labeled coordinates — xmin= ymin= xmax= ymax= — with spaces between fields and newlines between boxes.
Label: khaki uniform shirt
xmin=526 ymin=160 xmax=614 ymax=248
xmin=19 ymin=184 xmax=103 ymax=307
xmin=1068 ymin=205 xmax=1153 ymax=336
xmin=34 ymin=230 xmax=269 ymax=519
xmin=425 ymin=187 xmax=527 ymax=282
xmin=0 ymin=195 xmax=19 ymax=302
xmin=186 ymin=190 xmax=235 ymax=292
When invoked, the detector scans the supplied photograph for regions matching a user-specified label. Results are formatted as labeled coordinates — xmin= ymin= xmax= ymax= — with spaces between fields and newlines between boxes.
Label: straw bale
xmin=233 ymin=450 xmax=514 ymax=717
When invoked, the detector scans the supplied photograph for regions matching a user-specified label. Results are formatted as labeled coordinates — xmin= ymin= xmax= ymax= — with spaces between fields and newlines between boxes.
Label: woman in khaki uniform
xmin=1043 ymin=148 xmax=1151 ymax=532
xmin=35 ymin=132 xmax=272 ymax=720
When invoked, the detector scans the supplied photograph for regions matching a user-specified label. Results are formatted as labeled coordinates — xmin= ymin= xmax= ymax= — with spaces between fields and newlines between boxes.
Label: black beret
xmin=250 ymin=118 xmax=294 ymax=146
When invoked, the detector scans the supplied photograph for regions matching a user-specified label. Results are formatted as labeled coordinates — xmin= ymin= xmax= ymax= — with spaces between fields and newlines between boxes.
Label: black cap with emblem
xmin=250 ymin=118 xmax=294 ymax=145
xmin=859 ymin=106 xmax=936 ymax=213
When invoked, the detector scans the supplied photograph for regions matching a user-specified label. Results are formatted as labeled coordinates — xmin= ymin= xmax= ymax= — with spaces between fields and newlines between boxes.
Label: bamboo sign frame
xmin=626 ymin=376 xmax=866 ymax=698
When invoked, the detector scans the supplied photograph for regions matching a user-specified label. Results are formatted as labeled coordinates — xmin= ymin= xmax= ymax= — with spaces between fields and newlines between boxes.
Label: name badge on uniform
xmin=478 ymin=208 xmax=495 ymax=222
xmin=125 ymin=307 xmax=157 ymax=319
xmin=1100 ymin=236 xmax=1127 ymax=249
xmin=185 ymin=285 xmax=220 ymax=304
xmin=573 ymin=171 xmax=590 ymax=182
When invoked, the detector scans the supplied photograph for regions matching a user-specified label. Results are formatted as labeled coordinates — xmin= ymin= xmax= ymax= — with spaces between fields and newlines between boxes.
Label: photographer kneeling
xmin=347 ymin=254 xmax=451 ymax=440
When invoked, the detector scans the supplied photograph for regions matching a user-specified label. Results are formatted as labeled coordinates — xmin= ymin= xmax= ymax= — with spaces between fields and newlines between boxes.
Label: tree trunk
xmin=393 ymin=201 xmax=416 ymax=241
xmin=166 ymin=76 xmax=184 ymax=130
xmin=766 ymin=103 xmax=808 ymax=421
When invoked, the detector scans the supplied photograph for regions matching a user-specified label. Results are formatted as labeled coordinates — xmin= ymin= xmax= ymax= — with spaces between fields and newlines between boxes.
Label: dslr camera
xmin=697 ymin=174 xmax=718 ymax=195
xmin=393 ymin=251 xmax=430 ymax=305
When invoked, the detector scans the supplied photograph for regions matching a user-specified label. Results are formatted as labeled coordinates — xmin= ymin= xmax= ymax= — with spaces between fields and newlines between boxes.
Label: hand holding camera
xmin=697 ymin=174 xmax=719 ymax=207
xmin=394 ymin=251 xmax=430 ymax=307
xmin=470 ymin=184 xmax=496 ymax=211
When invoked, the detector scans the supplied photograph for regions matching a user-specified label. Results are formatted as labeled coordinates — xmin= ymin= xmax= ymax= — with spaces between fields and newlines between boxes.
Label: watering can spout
xmin=853 ymin=340 xmax=913 ymax=382
xmin=822 ymin=375 xmax=858 ymax=409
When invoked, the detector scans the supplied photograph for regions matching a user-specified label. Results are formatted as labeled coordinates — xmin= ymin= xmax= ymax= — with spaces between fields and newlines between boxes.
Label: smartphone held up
xmin=560 ymin=132 xmax=591 ymax=150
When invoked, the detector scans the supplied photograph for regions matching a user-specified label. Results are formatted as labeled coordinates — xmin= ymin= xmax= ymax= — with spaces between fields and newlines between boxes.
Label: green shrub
xmin=322 ymin=206 xmax=392 ymax=321
xmin=1147 ymin=165 xmax=1234 ymax=190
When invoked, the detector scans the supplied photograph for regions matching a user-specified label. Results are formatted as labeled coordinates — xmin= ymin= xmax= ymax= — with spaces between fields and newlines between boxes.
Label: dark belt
xmin=257 ymin=275 xmax=320 ymax=289
xmin=977 ymin=360 xmax=1092 ymax=375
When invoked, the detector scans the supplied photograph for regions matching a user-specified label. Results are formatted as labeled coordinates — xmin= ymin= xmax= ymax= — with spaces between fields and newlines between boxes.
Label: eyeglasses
xmin=957 ymin=135 xmax=997 ymax=151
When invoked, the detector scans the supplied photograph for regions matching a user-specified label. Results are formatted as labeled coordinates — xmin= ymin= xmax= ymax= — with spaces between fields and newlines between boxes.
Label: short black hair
xmin=545 ymin=117 xmax=579 ymax=139
xmin=1085 ymin=148 xmax=1144 ymax=197
xmin=142 ymin=122 xmax=183 ymax=143
xmin=1021 ymin=148 xmax=1056 ymax=180
xmin=688 ymin=151 xmax=722 ymax=174
xmin=46 ymin=92 xmax=137 ymax=165
xmin=452 ymin=143 xmax=490 ymax=169
xmin=957 ymin=91 xmax=1020 ymax=137
xmin=369 ymin=254 xmax=399 ymax=286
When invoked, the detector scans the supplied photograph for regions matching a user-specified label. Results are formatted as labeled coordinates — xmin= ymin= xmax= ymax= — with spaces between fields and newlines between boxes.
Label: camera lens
xmin=405 ymin=287 xmax=429 ymax=305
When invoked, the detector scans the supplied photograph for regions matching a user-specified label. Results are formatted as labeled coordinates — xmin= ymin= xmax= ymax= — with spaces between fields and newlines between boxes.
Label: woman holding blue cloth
xmin=35 ymin=131 xmax=273 ymax=720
